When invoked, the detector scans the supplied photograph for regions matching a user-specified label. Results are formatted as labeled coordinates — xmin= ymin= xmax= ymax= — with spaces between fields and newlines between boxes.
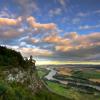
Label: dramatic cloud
xmin=49 ymin=32 xmax=100 ymax=61
xmin=55 ymin=32 xmax=100 ymax=52
xmin=0 ymin=0 xmax=100 ymax=62
xmin=0 ymin=29 xmax=24 ymax=39
xmin=43 ymin=35 xmax=70 ymax=45
xmin=5 ymin=45 xmax=53 ymax=57
xmin=24 ymin=36 xmax=39 ymax=44
xmin=27 ymin=16 xmax=57 ymax=30
xmin=19 ymin=47 xmax=53 ymax=57
xmin=55 ymin=45 xmax=73 ymax=52
xmin=65 ymin=32 xmax=78 ymax=39
xmin=0 ymin=17 xmax=22 ymax=26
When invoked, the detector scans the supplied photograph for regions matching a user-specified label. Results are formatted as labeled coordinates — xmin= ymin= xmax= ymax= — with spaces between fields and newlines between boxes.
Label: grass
xmin=0 ymin=67 xmax=67 ymax=100
xmin=0 ymin=80 xmax=67 ymax=100
xmin=46 ymin=81 xmax=67 ymax=97
xmin=37 ymin=68 xmax=100 ymax=100
xmin=72 ymin=70 xmax=100 ymax=79
xmin=38 ymin=70 xmax=46 ymax=78
xmin=46 ymin=80 xmax=100 ymax=100
xmin=37 ymin=68 xmax=49 ymax=79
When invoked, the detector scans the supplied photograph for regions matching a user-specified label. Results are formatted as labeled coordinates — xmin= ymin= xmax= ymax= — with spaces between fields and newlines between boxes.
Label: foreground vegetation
xmin=0 ymin=80 xmax=68 ymax=100
xmin=0 ymin=46 xmax=67 ymax=100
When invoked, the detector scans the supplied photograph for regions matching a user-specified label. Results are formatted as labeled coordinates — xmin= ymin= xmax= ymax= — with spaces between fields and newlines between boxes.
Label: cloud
xmin=14 ymin=0 xmax=39 ymax=16
xmin=55 ymin=45 xmax=73 ymax=52
xmin=27 ymin=16 xmax=57 ymax=30
xmin=43 ymin=35 xmax=70 ymax=45
xmin=59 ymin=0 xmax=66 ymax=8
xmin=77 ymin=10 xmax=100 ymax=17
xmin=49 ymin=8 xmax=62 ymax=17
xmin=0 ymin=28 xmax=24 ymax=39
xmin=24 ymin=36 xmax=39 ymax=44
xmin=65 ymin=32 xmax=79 ymax=39
xmin=72 ymin=18 xmax=80 ymax=24
xmin=0 ymin=7 xmax=15 ymax=18
xmin=42 ymin=32 xmax=100 ymax=60
xmin=56 ymin=32 xmax=100 ymax=51
xmin=6 ymin=45 xmax=53 ymax=57
xmin=0 ymin=17 xmax=22 ymax=26
xmin=19 ymin=47 xmax=53 ymax=57
xmin=79 ymin=24 xmax=100 ymax=30
xmin=2 ymin=30 xmax=100 ymax=61
xmin=77 ymin=12 xmax=90 ymax=17
xmin=5 ymin=44 xmax=53 ymax=57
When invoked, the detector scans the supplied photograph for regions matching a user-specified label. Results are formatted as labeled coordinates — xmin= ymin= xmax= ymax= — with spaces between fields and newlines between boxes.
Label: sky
xmin=0 ymin=0 xmax=100 ymax=65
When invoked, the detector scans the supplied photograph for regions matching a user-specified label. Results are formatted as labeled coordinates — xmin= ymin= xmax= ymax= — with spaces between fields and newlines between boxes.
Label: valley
xmin=38 ymin=65 xmax=100 ymax=100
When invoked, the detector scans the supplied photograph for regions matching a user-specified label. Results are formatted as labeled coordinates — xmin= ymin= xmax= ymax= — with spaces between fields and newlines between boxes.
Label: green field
xmin=72 ymin=70 xmax=100 ymax=79
xmin=37 ymin=68 xmax=100 ymax=100
xmin=46 ymin=81 xmax=100 ymax=100
xmin=37 ymin=68 xmax=48 ymax=79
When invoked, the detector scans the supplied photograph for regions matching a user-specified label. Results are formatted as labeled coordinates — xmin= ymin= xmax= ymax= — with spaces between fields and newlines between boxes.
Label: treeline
xmin=0 ymin=46 xmax=33 ymax=69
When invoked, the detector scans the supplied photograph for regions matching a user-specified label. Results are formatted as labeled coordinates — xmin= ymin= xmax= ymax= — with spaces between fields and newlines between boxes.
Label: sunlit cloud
xmin=0 ymin=17 xmax=22 ymax=26
xmin=0 ymin=29 xmax=24 ymax=39
xmin=27 ymin=16 xmax=57 ymax=30
xmin=43 ymin=35 xmax=70 ymax=45
xmin=0 ymin=0 xmax=100 ymax=63
xmin=18 ymin=47 xmax=53 ymax=57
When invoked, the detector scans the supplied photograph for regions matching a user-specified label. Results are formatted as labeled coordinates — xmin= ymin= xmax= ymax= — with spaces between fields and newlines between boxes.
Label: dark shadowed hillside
xmin=0 ymin=46 xmax=70 ymax=100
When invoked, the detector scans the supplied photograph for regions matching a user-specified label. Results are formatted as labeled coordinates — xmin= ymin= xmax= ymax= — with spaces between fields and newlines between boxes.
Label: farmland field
xmin=37 ymin=65 xmax=100 ymax=100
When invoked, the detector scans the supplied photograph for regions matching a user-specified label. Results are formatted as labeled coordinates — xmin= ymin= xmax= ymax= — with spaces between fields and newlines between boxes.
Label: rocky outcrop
xmin=2 ymin=67 xmax=43 ymax=93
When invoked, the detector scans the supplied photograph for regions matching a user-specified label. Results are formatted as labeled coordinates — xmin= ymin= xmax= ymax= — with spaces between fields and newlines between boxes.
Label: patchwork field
xmin=37 ymin=65 xmax=100 ymax=100
xmin=46 ymin=80 xmax=100 ymax=100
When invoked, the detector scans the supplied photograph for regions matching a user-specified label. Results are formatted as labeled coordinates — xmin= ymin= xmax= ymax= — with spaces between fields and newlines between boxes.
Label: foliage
xmin=0 ymin=46 xmax=67 ymax=100
xmin=0 ymin=80 xmax=67 ymax=100
xmin=0 ymin=46 xmax=25 ymax=69
xmin=0 ymin=46 xmax=35 ymax=69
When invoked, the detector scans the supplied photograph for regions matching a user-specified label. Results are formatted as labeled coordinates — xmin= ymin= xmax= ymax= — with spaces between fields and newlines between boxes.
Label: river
xmin=45 ymin=68 xmax=100 ymax=91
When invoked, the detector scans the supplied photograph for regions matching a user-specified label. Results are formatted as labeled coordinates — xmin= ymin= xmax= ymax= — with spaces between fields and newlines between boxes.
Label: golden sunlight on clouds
xmin=43 ymin=35 xmax=70 ymax=45
xmin=54 ymin=32 xmax=100 ymax=52
xmin=0 ymin=17 xmax=22 ymax=26
xmin=55 ymin=45 xmax=73 ymax=52
xmin=18 ymin=47 xmax=53 ymax=57
xmin=0 ymin=29 xmax=23 ymax=38
xmin=27 ymin=16 xmax=57 ymax=30
xmin=70 ymin=32 xmax=78 ymax=39
xmin=28 ymin=37 xmax=39 ymax=43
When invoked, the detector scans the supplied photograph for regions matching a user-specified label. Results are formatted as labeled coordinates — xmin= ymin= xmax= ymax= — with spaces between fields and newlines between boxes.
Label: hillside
xmin=0 ymin=46 xmax=69 ymax=100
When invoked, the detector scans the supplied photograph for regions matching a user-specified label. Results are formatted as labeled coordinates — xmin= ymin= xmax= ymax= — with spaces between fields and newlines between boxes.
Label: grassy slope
xmin=0 ymin=46 xmax=68 ymax=100
xmin=0 ymin=67 xmax=68 ymax=100
xmin=0 ymin=80 xmax=67 ymax=100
